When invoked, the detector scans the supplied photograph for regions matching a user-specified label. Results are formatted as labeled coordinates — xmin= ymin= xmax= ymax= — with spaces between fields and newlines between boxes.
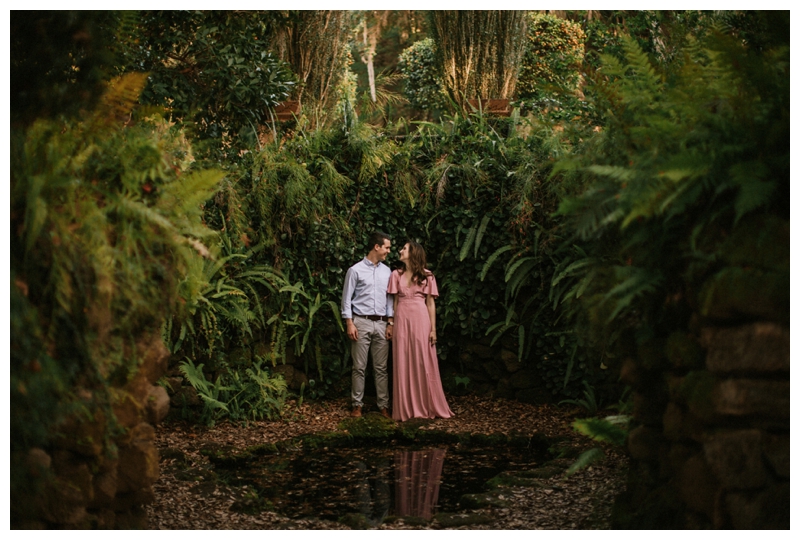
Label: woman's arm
xmin=426 ymin=294 xmax=437 ymax=346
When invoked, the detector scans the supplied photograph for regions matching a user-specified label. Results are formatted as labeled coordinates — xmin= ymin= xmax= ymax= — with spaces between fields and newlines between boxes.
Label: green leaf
xmin=480 ymin=245 xmax=512 ymax=281
xmin=565 ymin=447 xmax=605 ymax=477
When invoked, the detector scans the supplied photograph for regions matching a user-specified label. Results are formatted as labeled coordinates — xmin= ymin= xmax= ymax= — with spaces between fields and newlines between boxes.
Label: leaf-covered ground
xmin=146 ymin=395 xmax=628 ymax=530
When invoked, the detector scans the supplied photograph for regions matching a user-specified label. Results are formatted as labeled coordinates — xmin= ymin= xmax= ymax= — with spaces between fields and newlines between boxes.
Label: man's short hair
xmin=366 ymin=231 xmax=391 ymax=253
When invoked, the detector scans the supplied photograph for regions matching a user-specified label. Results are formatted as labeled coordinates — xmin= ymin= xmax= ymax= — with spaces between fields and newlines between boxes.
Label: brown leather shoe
xmin=380 ymin=408 xmax=391 ymax=419
xmin=350 ymin=407 xmax=362 ymax=418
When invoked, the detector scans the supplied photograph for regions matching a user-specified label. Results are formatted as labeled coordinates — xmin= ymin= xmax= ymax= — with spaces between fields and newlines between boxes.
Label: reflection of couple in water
xmin=354 ymin=448 xmax=447 ymax=524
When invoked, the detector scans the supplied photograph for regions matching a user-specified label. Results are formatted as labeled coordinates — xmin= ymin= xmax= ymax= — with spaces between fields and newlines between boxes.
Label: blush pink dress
xmin=388 ymin=269 xmax=454 ymax=421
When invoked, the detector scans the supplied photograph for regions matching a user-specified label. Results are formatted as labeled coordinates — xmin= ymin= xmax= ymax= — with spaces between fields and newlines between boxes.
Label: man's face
xmin=375 ymin=239 xmax=391 ymax=261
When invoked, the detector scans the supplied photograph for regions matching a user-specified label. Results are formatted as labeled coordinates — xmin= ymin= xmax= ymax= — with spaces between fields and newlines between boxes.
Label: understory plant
xmin=179 ymin=357 xmax=288 ymax=426
xmin=10 ymin=73 xmax=223 ymax=511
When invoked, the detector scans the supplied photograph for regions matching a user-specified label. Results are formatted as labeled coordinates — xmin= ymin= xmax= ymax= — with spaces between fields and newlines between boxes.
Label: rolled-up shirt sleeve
xmin=341 ymin=267 xmax=357 ymax=319
xmin=385 ymin=291 xmax=394 ymax=317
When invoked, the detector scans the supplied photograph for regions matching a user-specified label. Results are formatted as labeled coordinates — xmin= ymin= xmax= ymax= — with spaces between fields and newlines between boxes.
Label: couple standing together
xmin=341 ymin=231 xmax=454 ymax=422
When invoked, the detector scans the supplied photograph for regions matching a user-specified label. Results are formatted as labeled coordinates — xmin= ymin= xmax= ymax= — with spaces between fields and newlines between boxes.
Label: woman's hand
xmin=429 ymin=330 xmax=437 ymax=347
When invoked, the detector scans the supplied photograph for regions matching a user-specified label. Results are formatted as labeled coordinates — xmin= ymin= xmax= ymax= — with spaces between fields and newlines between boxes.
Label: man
xmin=341 ymin=231 xmax=394 ymax=418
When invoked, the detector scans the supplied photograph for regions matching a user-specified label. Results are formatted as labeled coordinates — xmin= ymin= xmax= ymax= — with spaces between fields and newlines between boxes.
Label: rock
xmin=697 ymin=267 xmax=789 ymax=324
xmin=662 ymin=403 xmax=704 ymax=442
xmin=163 ymin=377 xmax=184 ymax=395
xmin=116 ymin=423 xmax=159 ymax=494
xmin=713 ymin=379 xmax=789 ymax=419
xmin=172 ymin=384 xmax=201 ymax=407
xmin=514 ymin=387 xmax=552 ymax=405
xmin=467 ymin=344 xmax=493 ymax=360
xmin=724 ymin=481 xmax=789 ymax=529
xmin=666 ymin=331 xmax=705 ymax=370
xmin=90 ymin=462 xmax=118 ymax=508
xmin=272 ymin=364 xmax=296 ymax=388
xmin=499 ymin=349 xmax=521 ymax=373
xmin=112 ymin=390 xmax=144 ymax=432
xmin=53 ymin=409 xmax=107 ymax=457
xmin=51 ymin=450 xmax=94 ymax=505
xmin=145 ymin=385 xmax=170 ymax=425
xmin=627 ymin=426 xmax=664 ymax=462
xmin=510 ymin=370 xmax=535 ymax=389
xmin=137 ymin=332 xmax=170 ymax=384
xmin=481 ymin=361 xmax=505 ymax=380
xmin=633 ymin=391 xmax=667 ymax=426
xmin=703 ymin=429 xmax=766 ymax=489
xmin=26 ymin=448 xmax=52 ymax=478
xmin=494 ymin=378 xmax=515 ymax=399
xmin=677 ymin=454 xmax=719 ymax=518
xmin=702 ymin=323 xmax=789 ymax=374
xmin=227 ymin=347 xmax=252 ymax=367
xmin=762 ymin=432 xmax=789 ymax=478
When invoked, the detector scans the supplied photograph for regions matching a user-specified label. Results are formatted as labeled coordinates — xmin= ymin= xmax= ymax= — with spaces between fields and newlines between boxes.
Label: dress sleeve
xmin=422 ymin=272 xmax=439 ymax=298
xmin=387 ymin=270 xmax=399 ymax=295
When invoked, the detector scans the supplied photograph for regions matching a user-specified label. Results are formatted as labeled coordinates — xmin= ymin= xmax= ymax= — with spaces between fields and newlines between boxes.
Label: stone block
xmin=510 ymin=370 xmax=535 ymax=390
xmin=499 ymin=349 xmax=521 ymax=373
xmin=713 ymin=379 xmax=789 ymax=418
xmin=663 ymin=402 xmax=705 ymax=442
xmin=137 ymin=332 xmax=170 ymax=384
xmin=697 ymin=267 xmax=789 ymax=324
xmin=482 ymin=360 xmax=505 ymax=380
xmin=725 ymin=481 xmax=790 ymax=529
xmin=112 ymin=390 xmax=144 ymax=432
xmin=666 ymin=331 xmax=705 ymax=370
xmin=702 ymin=323 xmax=789 ymax=374
xmin=172 ymin=384 xmax=201 ymax=407
xmin=703 ymin=429 xmax=765 ymax=489
xmin=678 ymin=454 xmax=719 ymax=518
xmin=116 ymin=423 xmax=159 ymax=494
xmin=627 ymin=425 xmax=664 ymax=462
xmin=53 ymin=409 xmax=107 ymax=457
xmin=467 ymin=344 xmax=493 ymax=360
xmin=762 ymin=432 xmax=789 ymax=478
xmin=51 ymin=450 xmax=94 ymax=504
xmin=163 ymin=377 xmax=184 ymax=395
xmin=145 ymin=385 xmax=170 ymax=425
xmin=633 ymin=391 xmax=666 ymax=426
xmin=515 ymin=387 xmax=552 ymax=405
xmin=89 ymin=463 xmax=118 ymax=508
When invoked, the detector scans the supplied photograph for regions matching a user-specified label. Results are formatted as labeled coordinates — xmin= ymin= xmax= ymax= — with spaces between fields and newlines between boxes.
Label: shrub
xmin=398 ymin=38 xmax=448 ymax=113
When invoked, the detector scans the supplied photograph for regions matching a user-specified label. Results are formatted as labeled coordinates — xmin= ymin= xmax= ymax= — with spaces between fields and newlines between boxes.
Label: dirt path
xmin=146 ymin=395 xmax=628 ymax=529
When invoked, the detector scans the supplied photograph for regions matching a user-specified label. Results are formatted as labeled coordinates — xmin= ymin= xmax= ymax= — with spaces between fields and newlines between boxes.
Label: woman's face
xmin=399 ymin=243 xmax=410 ymax=262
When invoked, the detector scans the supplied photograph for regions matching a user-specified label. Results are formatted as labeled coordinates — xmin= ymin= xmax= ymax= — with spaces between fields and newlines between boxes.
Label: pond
xmin=219 ymin=441 xmax=547 ymax=525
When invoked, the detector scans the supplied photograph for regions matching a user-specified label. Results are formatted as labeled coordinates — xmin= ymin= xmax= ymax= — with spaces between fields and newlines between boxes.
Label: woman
xmin=387 ymin=241 xmax=454 ymax=421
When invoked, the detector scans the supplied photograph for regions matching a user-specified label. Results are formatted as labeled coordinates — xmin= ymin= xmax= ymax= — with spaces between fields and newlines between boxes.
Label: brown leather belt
xmin=354 ymin=314 xmax=389 ymax=322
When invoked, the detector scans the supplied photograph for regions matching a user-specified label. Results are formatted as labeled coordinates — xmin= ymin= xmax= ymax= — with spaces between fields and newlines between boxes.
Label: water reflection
xmin=237 ymin=443 xmax=541 ymax=524
xmin=351 ymin=448 xmax=446 ymax=524
xmin=394 ymin=448 xmax=446 ymax=520
xmin=353 ymin=458 xmax=391 ymax=527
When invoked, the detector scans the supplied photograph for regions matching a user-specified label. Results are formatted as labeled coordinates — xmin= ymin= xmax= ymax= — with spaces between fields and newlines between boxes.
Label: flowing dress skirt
xmin=389 ymin=270 xmax=454 ymax=421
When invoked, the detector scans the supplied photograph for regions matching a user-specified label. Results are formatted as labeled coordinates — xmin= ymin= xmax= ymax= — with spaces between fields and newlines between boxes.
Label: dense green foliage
xmin=397 ymin=38 xmax=447 ymax=114
xmin=517 ymin=14 xmax=585 ymax=111
xmin=120 ymin=11 xmax=296 ymax=153
xmin=10 ymin=73 xmax=224 ymax=492
xmin=10 ymin=11 xmax=119 ymax=125
xmin=552 ymin=18 xmax=789 ymax=375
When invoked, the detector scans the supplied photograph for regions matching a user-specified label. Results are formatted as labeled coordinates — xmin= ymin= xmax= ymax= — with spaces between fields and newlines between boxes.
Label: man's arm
xmin=342 ymin=267 xmax=359 ymax=341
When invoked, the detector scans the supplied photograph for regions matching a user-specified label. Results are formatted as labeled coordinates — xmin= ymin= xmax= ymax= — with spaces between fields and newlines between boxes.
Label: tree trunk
xmin=431 ymin=11 xmax=527 ymax=109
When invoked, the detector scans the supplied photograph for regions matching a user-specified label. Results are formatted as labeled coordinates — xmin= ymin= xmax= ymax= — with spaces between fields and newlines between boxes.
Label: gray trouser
xmin=351 ymin=317 xmax=389 ymax=409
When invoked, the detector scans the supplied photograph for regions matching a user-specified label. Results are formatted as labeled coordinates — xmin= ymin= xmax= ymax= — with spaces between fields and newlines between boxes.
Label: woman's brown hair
xmin=403 ymin=241 xmax=431 ymax=285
